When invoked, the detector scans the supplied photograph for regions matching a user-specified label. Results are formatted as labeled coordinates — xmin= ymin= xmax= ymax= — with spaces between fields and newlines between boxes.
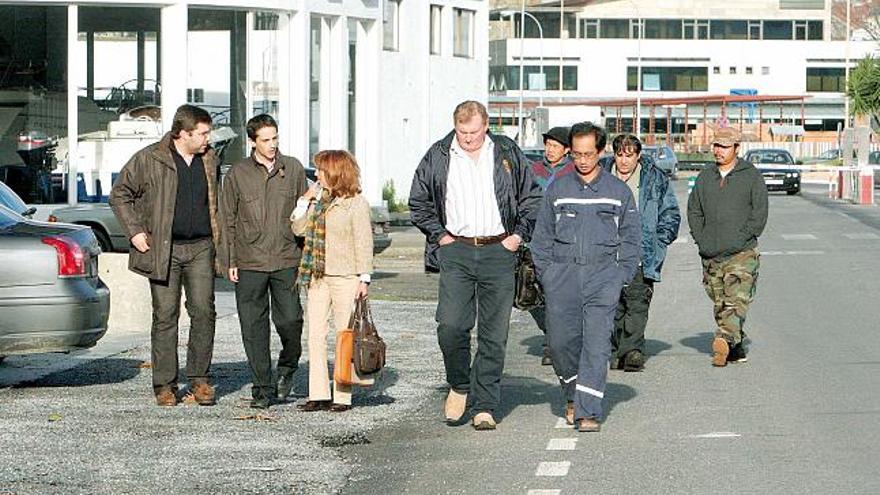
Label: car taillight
xmin=41 ymin=235 xmax=87 ymax=277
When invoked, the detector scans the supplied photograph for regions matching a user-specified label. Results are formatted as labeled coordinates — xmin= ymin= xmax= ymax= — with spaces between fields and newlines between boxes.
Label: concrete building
xmin=0 ymin=0 xmax=487 ymax=209
xmin=488 ymin=0 xmax=878 ymax=147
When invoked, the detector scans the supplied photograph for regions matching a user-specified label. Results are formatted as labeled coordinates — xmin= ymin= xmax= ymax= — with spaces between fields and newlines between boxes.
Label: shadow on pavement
xmin=645 ymin=338 xmax=673 ymax=358
xmin=679 ymin=332 xmax=714 ymax=354
xmin=519 ymin=334 xmax=545 ymax=358
xmin=211 ymin=360 xmax=253 ymax=400
xmin=604 ymin=382 xmax=637 ymax=417
xmin=494 ymin=374 xmax=562 ymax=423
xmin=13 ymin=357 xmax=143 ymax=388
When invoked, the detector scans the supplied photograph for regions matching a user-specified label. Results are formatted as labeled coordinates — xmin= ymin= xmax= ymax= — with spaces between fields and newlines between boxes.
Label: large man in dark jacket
xmin=220 ymin=114 xmax=308 ymax=409
xmin=110 ymin=104 xmax=223 ymax=407
xmin=599 ymin=134 xmax=680 ymax=372
xmin=687 ymin=127 xmax=768 ymax=367
xmin=409 ymin=100 xmax=540 ymax=431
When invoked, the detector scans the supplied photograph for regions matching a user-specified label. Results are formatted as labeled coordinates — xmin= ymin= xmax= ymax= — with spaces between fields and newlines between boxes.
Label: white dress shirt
xmin=444 ymin=136 xmax=505 ymax=237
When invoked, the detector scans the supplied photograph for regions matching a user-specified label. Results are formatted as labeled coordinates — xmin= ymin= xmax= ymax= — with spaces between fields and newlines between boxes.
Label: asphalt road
xmin=342 ymin=181 xmax=880 ymax=495
xmin=2 ymin=180 xmax=879 ymax=494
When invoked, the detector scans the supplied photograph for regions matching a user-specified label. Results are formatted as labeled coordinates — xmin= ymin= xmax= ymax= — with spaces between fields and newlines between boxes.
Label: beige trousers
xmin=306 ymin=275 xmax=373 ymax=405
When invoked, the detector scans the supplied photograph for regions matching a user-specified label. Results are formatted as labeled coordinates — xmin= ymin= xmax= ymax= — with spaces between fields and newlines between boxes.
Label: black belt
xmin=451 ymin=233 xmax=508 ymax=247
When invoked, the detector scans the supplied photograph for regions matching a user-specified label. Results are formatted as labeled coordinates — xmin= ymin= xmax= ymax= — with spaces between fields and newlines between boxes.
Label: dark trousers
xmin=149 ymin=238 xmax=216 ymax=392
xmin=544 ymin=262 xmax=621 ymax=421
xmin=611 ymin=267 xmax=654 ymax=362
xmin=235 ymin=267 xmax=304 ymax=399
xmin=436 ymin=241 xmax=516 ymax=414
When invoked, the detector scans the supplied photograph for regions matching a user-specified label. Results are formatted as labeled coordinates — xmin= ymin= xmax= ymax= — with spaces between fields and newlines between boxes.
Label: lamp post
xmin=511 ymin=3 xmax=544 ymax=146
xmin=630 ymin=1 xmax=642 ymax=138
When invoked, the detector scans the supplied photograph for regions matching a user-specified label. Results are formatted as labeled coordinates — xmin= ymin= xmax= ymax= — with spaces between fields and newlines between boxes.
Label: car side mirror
xmin=22 ymin=206 xmax=37 ymax=218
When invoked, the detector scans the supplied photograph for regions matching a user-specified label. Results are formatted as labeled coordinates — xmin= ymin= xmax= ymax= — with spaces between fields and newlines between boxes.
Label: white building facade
xmin=488 ymin=0 xmax=877 ymax=140
xmin=0 ymin=0 xmax=487 ymax=207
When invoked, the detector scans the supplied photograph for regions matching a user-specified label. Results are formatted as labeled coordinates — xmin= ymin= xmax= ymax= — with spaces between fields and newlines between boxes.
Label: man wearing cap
xmin=687 ymin=126 xmax=768 ymax=367
xmin=528 ymin=126 xmax=574 ymax=365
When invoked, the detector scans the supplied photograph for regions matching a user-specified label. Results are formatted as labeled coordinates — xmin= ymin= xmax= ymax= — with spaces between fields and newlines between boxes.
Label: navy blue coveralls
xmin=531 ymin=168 xmax=641 ymax=421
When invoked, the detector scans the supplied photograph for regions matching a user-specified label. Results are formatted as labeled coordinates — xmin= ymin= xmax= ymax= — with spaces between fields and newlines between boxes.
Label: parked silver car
xmin=641 ymin=145 xmax=679 ymax=178
xmin=0 ymin=190 xmax=110 ymax=363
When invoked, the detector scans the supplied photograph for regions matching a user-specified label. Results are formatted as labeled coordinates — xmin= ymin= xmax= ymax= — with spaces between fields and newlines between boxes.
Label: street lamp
xmin=506 ymin=4 xmax=544 ymax=146
xmin=629 ymin=1 xmax=642 ymax=138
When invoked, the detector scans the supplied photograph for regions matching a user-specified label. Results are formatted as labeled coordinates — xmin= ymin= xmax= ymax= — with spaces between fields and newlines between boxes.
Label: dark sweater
xmin=686 ymin=158 xmax=768 ymax=260
xmin=170 ymin=145 xmax=212 ymax=242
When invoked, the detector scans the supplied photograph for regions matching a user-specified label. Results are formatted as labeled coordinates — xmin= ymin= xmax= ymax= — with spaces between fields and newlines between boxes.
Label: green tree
xmin=847 ymin=55 xmax=880 ymax=124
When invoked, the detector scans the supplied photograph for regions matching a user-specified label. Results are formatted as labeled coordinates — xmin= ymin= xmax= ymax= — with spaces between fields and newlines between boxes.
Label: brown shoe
xmin=712 ymin=338 xmax=729 ymax=367
xmin=565 ymin=401 xmax=575 ymax=426
xmin=577 ymin=417 xmax=601 ymax=432
xmin=329 ymin=403 xmax=352 ymax=412
xmin=191 ymin=381 xmax=216 ymax=406
xmin=472 ymin=412 xmax=497 ymax=430
xmin=297 ymin=400 xmax=331 ymax=412
xmin=155 ymin=387 xmax=177 ymax=407
xmin=444 ymin=389 xmax=468 ymax=422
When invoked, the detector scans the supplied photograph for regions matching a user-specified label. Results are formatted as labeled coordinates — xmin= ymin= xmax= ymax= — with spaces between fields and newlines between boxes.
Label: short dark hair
xmin=246 ymin=114 xmax=278 ymax=141
xmin=612 ymin=133 xmax=642 ymax=154
xmin=171 ymin=104 xmax=212 ymax=138
xmin=568 ymin=121 xmax=607 ymax=152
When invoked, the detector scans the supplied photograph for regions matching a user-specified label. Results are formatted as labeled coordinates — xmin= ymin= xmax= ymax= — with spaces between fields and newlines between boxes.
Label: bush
xmin=382 ymin=180 xmax=408 ymax=213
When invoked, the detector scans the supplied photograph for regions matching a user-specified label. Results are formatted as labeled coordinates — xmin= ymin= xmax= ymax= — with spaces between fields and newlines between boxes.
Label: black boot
xmin=276 ymin=366 xmax=296 ymax=400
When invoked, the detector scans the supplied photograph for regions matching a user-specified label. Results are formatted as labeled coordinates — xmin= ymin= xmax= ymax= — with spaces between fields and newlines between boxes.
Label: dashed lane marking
xmin=844 ymin=233 xmax=880 ymax=240
xmin=781 ymin=234 xmax=818 ymax=240
xmin=690 ymin=432 xmax=742 ymax=438
xmin=535 ymin=461 xmax=571 ymax=477
xmin=527 ymin=490 xmax=562 ymax=495
xmin=761 ymin=250 xmax=825 ymax=256
xmin=546 ymin=438 xmax=578 ymax=451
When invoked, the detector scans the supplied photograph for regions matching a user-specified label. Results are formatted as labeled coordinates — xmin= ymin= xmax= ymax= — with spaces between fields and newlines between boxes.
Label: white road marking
xmin=844 ymin=233 xmax=880 ymax=240
xmin=672 ymin=237 xmax=689 ymax=244
xmin=761 ymin=250 xmax=825 ymax=256
xmin=527 ymin=490 xmax=562 ymax=495
xmin=546 ymin=438 xmax=578 ymax=451
xmin=781 ymin=234 xmax=817 ymax=240
xmin=554 ymin=418 xmax=570 ymax=429
xmin=691 ymin=432 xmax=742 ymax=438
xmin=535 ymin=461 xmax=571 ymax=477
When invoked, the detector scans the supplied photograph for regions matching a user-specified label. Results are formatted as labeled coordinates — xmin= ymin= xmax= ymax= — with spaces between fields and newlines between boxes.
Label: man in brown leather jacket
xmin=219 ymin=114 xmax=308 ymax=409
xmin=110 ymin=104 xmax=223 ymax=407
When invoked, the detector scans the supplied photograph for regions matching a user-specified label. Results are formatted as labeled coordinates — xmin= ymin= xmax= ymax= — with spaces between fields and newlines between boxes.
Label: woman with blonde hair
xmin=292 ymin=150 xmax=373 ymax=412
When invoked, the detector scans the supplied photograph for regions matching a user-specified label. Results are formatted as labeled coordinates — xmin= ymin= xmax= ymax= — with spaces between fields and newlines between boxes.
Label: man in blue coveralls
xmin=531 ymin=121 xmax=641 ymax=432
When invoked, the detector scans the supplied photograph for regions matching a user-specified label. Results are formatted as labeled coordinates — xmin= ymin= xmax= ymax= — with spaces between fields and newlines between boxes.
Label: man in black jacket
xmin=687 ymin=127 xmax=768 ymax=367
xmin=409 ymin=100 xmax=540 ymax=430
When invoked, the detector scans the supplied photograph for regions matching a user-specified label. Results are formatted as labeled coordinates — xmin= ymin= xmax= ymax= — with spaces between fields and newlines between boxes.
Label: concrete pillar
xmin=160 ymin=2 xmax=189 ymax=133
xmin=355 ymin=19 xmax=382 ymax=205
xmin=67 ymin=5 xmax=79 ymax=206
xmin=286 ymin=10 xmax=311 ymax=163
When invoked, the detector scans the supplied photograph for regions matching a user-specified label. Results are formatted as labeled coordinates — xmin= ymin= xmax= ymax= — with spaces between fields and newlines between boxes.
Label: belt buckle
xmin=473 ymin=236 xmax=484 ymax=247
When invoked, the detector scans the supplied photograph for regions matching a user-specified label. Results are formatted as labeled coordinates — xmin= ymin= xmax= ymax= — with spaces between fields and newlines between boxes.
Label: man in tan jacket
xmin=220 ymin=114 xmax=308 ymax=409
xmin=110 ymin=104 xmax=222 ymax=407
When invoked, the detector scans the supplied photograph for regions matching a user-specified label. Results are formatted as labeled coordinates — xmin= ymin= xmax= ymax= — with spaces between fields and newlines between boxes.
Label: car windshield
xmin=748 ymin=151 xmax=793 ymax=165
xmin=0 ymin=203 xmax=23 ymax=229
xmin=0 ymin=180 xmax=29 ymax=216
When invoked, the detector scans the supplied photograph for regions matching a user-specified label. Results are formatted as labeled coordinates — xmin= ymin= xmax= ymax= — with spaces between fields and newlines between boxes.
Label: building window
xmin=748 ymin=20 xmax=762 ymax=39
xmin=503 ymin=65 xmax=578 ymax=91
xmin=713 ymin=66 xmax=720 ymax=74
xmin=764 ymin=20 xmax=793 ymax=39
xmin=601 ymin=19 xmax=629 ymax=38
xmin=806 ymin=67 xmax=845 ymax=92
xmin=581 ymin=19 xmax=599 ymax=38
xmin=710 ymin=20 xmax=748 ymax=40
xmin=683 ymin=19 xmax=709 ymax=39
xmin=630 ymin=19 xmax=643 ymax=39
xmin=729 ymin=66 xmax=736 ymax=74
xmin=383 ymin=0 xmax=400 ymax=51
xmin=808 ymin=20 xmax=823 ymax=40
xmin=762 ymin=66 xmax=770 ymax=75
xmin=453 ymin=8 xmax=474 ymax=58
xmin=627 ymin=66 xmax=708 ymax=91
xmin=745 ymin=66 xmax=753 ymax=75
xmin=794 ymin=20 xmax=808 ymax=40
xmin=430 ymin=5 xmax=442 ymax=55
xmin=644 ymin=19 xmax=682 ymax=39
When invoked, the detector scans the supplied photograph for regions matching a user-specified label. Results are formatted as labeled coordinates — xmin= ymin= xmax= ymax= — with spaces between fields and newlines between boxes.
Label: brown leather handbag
xmin=514 ymin=246 xmax=544 ymax=311
xmin=352 ymin=295 xmax=386 ymax=375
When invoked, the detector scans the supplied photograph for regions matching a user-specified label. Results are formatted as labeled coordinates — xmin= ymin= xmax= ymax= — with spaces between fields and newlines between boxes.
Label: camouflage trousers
xmin=701 ymin=248 xmax=760 ymax=344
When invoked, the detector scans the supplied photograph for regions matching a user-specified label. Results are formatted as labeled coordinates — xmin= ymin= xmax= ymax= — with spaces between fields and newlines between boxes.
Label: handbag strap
xmin=359 ymin=295 xmax=379 ymax=338
xmin=348 ymin=294 xmax=363 ymax=329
